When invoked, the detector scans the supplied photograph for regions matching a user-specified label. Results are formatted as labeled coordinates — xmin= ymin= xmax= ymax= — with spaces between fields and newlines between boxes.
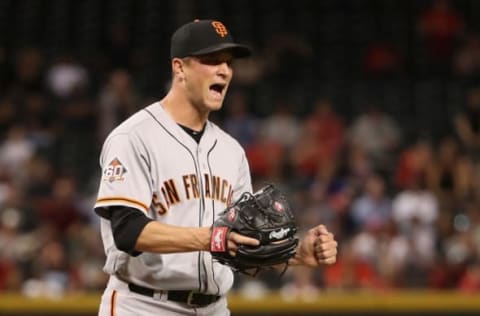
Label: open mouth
xmin=210 ymin=83 xmax=225 ymax=95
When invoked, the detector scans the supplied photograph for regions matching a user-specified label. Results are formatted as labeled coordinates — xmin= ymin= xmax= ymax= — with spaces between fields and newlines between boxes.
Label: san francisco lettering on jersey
xmin=153 ymin=173 xmax=233 ymax=214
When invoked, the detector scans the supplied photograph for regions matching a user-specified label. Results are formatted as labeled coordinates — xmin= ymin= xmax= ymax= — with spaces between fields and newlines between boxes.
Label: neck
xmin=160 ymin=89 xmax=208 ymax=131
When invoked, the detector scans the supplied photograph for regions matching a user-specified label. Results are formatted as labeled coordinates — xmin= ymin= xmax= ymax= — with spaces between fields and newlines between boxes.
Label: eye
xmin=197 ymin=54 xmax=233 ymax=66
xmin=198 ymin=56 xmax=220 ymax=65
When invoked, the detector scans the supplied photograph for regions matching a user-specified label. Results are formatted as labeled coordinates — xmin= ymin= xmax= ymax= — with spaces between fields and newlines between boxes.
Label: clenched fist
xmin=289 ymin=225 xmax=338 ymax=267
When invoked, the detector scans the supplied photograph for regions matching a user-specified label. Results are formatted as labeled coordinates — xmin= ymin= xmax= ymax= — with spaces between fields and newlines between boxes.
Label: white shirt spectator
xmin=392 ymin=189 xmax=439 ymax=225
xmin=0 ymin=126 xmax=35 ymax=176
xmin=46 ymin=58 xmax=88 ymax=98
xmin=261 ymin=104 xmax=300 ymax=148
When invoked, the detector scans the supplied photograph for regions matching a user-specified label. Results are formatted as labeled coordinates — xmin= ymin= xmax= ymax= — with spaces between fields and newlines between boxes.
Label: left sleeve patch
xmin=103 ymin=158 xmax=128 ymax=182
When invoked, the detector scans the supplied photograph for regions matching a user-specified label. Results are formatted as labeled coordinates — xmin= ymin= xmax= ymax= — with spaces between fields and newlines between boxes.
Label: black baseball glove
xmin=210 ymin=184 xmax=298 ymax=275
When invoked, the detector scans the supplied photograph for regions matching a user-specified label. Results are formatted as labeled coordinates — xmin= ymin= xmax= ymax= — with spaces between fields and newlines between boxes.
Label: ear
xmin=172 ymin=58 xmax=185 ymax=80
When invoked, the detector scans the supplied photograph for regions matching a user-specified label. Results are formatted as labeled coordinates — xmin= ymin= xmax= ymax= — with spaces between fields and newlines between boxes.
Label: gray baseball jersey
xmin=95 ymin=102 xmax=252 ymax=296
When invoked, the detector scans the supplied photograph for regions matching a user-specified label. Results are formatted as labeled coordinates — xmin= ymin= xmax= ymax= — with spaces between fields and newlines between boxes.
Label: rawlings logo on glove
xmin=211 ymin=227 xmax=227 ymax=252
xmin=210 ymin=184 xmax=298 ymax=275
xmin=269 ymin=227 xmax=291 ymax=240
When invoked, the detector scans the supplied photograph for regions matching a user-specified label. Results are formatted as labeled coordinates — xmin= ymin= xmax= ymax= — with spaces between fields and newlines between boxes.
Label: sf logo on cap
xmin=212 ymin=21 xmax=228 ymax=37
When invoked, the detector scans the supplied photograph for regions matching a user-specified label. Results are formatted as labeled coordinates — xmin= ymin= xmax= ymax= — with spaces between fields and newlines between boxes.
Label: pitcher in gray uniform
xmin=94 ymin=19 xmax=338 ymax=316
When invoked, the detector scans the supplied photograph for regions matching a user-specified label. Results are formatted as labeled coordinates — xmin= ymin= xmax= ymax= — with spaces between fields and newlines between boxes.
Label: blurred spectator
xmin=458 ymin=261 xmax=480 ymax=293
xmin=297 ymin=181 xmax=338 ymax=236
xmin=376 ymin=220 xmax=411 ymax=287
xmin=0 ymin=46 xmax=10 ymax=88
xmin=348 ymin=104 xmax=402 ymax=172
xmin=21 ymin=155 xmax=54 ymax=202
xmin=323 ymin=241 xmax=383 ymax=290
xmin=105 ymin=24 xmax=132 ymax=70
xmin=231 ymin=54 xmax=265 ymax=87
xmin=0 ymin=186 xmax=43 ymax=291
xmin=395 ymin=138 xmax=433 ymax=190
xmin=454 ymin=86 xmax=480 ymax=200
xmin=454 ymin=86 xmax=480 ymax=160
xmin=58 ymin=97 xmax=96 ymax=132
xmin=391 ymin=175 xmax=439 ymax=286
xmin=0 ymin=178 xmax=39 ymax=233
xmin=425 ymin=136 xmax=473 ymax=203
xmin=437 ymin=229 xmax=474 ymax=287
xmin=0 ymin=259 xmax=19 ymax=291
xmin=350 ymin=173 xmax=392 ymax=232
xmin=430 ymin=201 xmax=480 ymax=289
xmin=453 ymin=33 xmax=480 ymax=77
xmin=417 ymin=0 xmax=464 ymax=66
xmin=22 ymin=93 xmax=55 ymax=149
xmin=36 ymin=175 xmax=84 ymax=235
xmin=0 ymin=126 xmax=36 ymax=177
xmin=345 ymin=144 xmax=374 ymax=195
xmin=260 ymin=100 xmax=300 ymax=149
xmin=245 ymin=129 xmax=285 ymax=181
xmin=363 ymin=41 xmax=402 ymax=77
xmin=305 ymin=98 xmax=345 ymax=162
xmin=290 ymin=121 xmax=326 ymax=179
xmin=0 ymin=96 xmax=18 ymax=138
xmin=280 ymin=266 xmax=320 ymax=300
xmin=55 ymin=97 xmax=98 ymax=185
xmin=98 ymin=69 xmax=141 ymax=142
xmin=223 ymin=90 xmax=259 ymax=147
xmin=315 ymin=166 xmax=354 ymax=219
xmin=66 ymin=225 xmax=107 ymax=291
xmin=0 ymin=207 xmax=24 ymax=291
xmin=10 ymin=48 xmax=44 ymax=94
xmin=468 ymin=202 xmax=480 ymax=260
xmin=290 ymin=98 xmax=345 ymax=180
xmin=392 ymin=175 xmax=439 ymax=229
xmin=448 ymin=224 xmax=474 ymax=262
xmin=262 ymin=33 xmax=313 ymax=86
xmin=46 ymin=54 xmax=89 ymax=100
xmin=23 ymin=239 xmax=70 ymax=298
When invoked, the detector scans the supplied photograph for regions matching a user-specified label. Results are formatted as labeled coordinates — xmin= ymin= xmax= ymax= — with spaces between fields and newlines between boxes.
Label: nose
xmin=217 ymin=62 xmax=232 ymax=78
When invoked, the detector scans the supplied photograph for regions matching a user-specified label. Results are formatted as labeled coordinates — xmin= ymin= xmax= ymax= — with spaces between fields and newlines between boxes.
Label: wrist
xmin=202 ymin=226 xmax=212 ymax=251
xmin=289 ymin=242 xmax=304 ymax=266
xmin=288 ymin=256 xmax=302 ymax=266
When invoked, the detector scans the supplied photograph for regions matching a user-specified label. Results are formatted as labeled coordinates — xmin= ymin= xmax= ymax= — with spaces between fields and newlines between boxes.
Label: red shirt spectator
xmin=417 ymin=0 xmax=464 ymax=59
xmin=291 ymin=98 xmax=345 ymax=177
xmin=363 ymin=42 xmax=401 ymax=76
xmin=395 ymin=140 xmax=433 ymax=190
xmin=37 ymin=176 xmax=83 ymax=234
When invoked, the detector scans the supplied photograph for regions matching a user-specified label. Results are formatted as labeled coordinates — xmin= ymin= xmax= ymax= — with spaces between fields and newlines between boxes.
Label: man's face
xmin=181 ymin=50 xmax=234 ymax=113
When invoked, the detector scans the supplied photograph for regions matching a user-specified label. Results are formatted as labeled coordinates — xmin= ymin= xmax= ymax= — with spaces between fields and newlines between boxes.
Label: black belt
xmin=128 ymin=283 xmax=220 ymax=307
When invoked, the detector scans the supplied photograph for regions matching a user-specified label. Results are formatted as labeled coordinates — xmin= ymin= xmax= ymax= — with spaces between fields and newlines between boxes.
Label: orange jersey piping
xmin=96 ymin=197 xmax=149 ymax=212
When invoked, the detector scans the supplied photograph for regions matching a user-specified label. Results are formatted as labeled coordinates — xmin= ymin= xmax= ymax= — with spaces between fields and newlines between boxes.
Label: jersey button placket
xmin=196 ymin=146 xmax=209 ymax=293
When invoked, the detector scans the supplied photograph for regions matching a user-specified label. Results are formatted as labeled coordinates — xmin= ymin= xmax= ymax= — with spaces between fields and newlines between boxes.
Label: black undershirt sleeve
xmin=95 ymin=205 xmax=153 ymax=257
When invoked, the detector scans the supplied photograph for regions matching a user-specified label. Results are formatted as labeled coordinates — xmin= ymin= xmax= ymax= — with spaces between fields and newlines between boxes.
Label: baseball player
xmin=94 ymin=19 xmax=338 ymax=316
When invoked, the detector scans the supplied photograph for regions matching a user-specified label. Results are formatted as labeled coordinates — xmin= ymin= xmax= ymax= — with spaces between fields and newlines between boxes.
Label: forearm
xmin=135 ymin=221 xmax=211 ymax=253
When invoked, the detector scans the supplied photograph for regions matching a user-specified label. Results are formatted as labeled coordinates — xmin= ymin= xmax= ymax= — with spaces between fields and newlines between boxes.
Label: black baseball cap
xmin=170 ymin=19 xmax=252 ymax=59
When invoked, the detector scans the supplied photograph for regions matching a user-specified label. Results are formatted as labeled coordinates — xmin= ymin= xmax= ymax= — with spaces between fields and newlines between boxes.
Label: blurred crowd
xmin=2 ymin=0 xmax=480 ymax=299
